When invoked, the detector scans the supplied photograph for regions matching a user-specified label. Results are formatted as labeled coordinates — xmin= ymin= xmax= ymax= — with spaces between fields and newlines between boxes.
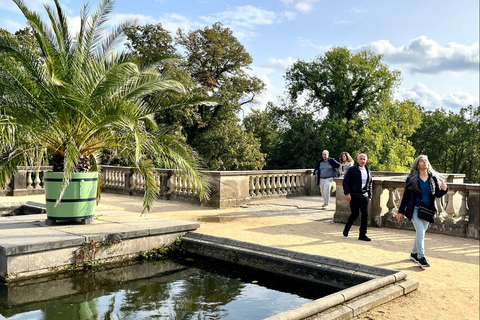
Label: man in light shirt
xmin=342 ymin=153 xmax=373 ymax=241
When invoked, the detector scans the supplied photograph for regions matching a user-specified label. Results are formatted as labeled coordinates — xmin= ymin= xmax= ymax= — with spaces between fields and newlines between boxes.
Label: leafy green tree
xmin=175 ymin=22 xmax=265 ymax=142
xmin=193 ymin=120 xmax=265 ymax=171
xmin=243 ymin=103 xmax=280 ymax=159
xmin=411 ymin=105 xmax=480 ymax=182
xmin=259 ymin=101 xmax=324 ymax=169
xmin=124 ymin=22 xmax=266 ymax=171
xmin=0 ymin=0 xmax=209 ymax=211
xmin=124 ymin=23 xmax=179 ymax=64
xmin=347 ymin=99 xmax=422 ymax=171
xmin=285 ymin=47 xmax=402 ymax=121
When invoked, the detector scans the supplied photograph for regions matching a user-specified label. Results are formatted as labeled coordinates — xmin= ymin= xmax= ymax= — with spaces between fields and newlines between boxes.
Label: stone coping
xmin=181 ymin=233 xmax=418 ymax=320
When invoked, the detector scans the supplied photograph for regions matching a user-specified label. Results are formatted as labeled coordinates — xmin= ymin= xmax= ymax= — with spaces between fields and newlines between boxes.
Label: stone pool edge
xmin=181 ymin=232 xmax=419 ymax=320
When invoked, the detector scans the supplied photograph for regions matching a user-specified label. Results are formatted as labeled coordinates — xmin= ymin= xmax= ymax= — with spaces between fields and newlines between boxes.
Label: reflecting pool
xmin=0 ymin=256 xmax=338 ymax=320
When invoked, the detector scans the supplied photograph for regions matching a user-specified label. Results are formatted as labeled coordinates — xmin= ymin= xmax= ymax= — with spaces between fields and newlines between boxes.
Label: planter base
xmin=45 ymin=216 xmax=93 ymax=226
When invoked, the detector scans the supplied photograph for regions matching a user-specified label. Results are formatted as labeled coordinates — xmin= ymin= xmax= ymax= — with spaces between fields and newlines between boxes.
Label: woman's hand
xmin=440 ymin=181 xmax=447 ymax=191
xmin=397 ymin=213 xmax=403 ymax=221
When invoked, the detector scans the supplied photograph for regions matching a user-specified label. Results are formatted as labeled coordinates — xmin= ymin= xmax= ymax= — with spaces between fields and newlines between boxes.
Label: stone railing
xmin=205 ymin=169 xmax=314 ymax=208
xmin=0 ymin=166 xmax=52 ymax=196
xmin=3 ymin=166 xmax=478 ymax=239
xmin=334 ymin=174 xmax=479 ymax=239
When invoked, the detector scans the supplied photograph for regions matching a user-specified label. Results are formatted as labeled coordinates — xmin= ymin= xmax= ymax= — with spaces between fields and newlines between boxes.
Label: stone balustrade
xmin=0 ymin=166 xmax=52 ymax=196
xmin=2 ymin=166 xmax=478 ymax=239
xmin=205 ymin=169 xmax=315 ymax=208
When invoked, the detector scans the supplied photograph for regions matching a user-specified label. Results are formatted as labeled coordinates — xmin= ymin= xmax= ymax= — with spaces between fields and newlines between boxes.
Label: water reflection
xmin=0 ymin=258 xmax=325 ymax=320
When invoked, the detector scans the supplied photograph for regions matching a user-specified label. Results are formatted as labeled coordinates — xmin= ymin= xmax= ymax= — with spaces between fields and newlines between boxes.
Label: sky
xmin=1 ymin=0 xmax=479 ymax=114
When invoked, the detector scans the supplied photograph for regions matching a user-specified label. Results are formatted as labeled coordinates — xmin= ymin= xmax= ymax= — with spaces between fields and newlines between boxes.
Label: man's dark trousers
xmin=345 ymin=196 xmax=369 ymax=237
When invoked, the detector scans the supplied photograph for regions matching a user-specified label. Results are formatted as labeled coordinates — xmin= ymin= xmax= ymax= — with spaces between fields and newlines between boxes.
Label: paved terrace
xmin=1 ymin=193 xmax=479 ymax=320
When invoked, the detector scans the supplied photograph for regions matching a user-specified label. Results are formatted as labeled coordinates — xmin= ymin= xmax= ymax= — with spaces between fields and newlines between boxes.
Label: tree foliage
xmin=193 ymin=120 xmax=265 ymax=171
xmin=125 ymin=22 xmax=266 ymax=170
xmin=411 ymin=105 xmax=479 ymax=182
xmin=347 ymin=99 xmax=422 ymax=171
xmin=285 ymin=47 xmax=401 ymax=121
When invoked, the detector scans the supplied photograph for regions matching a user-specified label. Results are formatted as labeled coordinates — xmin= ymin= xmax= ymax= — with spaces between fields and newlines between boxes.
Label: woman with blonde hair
xmin=397 ymin=155 xmax=448 ymax=268
xmin=339 ymin=152 xmax=354 ymax=177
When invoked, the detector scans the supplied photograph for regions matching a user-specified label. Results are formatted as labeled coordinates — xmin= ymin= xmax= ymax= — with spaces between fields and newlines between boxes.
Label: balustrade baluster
xmin=131 ymin=173 xmax=138 ymax=190
xmin=266 ymin=175 xmax=272 ymax=195
xmin=286 ymin=174 xmax=292 ymax=194
xmin=271 ymin=175 xmax=278 ymax=195
xmin=26 ymin=171 xmax=33 ymax=190
xmin=34 ymin=171 xmax=41 ymax=189
xmin=291 ymin=174 xmax=297 ymax=194
xmin=249 ymin=176 xmax=255 ymax=197
xmin=458 ymin=191 xmax=469 ymax=221
xmin=386 ymin=188 xmax=396 ymax=215
xmin=255 ymin=176 xmax=262 ymax=197
xmin=445 ymin=189 xmax=457 ymax=220
xmin=104 ymin=170 xmax=109 ymax=187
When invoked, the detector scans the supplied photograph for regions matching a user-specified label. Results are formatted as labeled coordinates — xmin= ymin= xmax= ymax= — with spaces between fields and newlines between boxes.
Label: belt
xmin=320 ymin=177 xmax=333 ymax=179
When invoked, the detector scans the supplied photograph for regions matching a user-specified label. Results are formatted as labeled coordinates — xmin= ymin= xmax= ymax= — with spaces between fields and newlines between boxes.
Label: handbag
xmin=417 ymin=201 xmax=435 ymax=223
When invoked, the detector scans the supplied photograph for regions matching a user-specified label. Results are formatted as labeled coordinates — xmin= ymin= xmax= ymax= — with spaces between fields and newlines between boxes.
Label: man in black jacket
xmin=342 ymin=153 xmax=373 ymax=241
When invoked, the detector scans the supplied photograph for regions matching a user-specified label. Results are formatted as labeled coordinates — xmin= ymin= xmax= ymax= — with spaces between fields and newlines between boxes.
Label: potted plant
xmin=0 ymin=0 xmax=209 ymax=223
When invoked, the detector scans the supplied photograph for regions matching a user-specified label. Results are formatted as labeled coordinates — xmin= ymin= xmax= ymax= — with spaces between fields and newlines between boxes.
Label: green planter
xmin=45 ymin=172 xmax=98 ymax=223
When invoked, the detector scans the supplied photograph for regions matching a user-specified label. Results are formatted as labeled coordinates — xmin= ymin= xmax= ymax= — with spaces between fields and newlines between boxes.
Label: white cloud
xmin=351 ymin=7 xmax=368 ymax=14
xmin=281 ymin=11 xmax=298 ymax=20
xmin=297 ymin=37 xmax=329 ymax=51
xmin=295 ymin=0 xmax=322 ymax=13
xmin=396 ymin=83 xmax=479 ymax=111
xmin=281 ymin=0 xmax=321 ymax=13
xmin=265 ymin=56 xmax=297 ymax=70
xmin=0 ymin=19 xmax=25 ymax=32
xmin=334 ymin=19 xmax=351 ymax=24
xmin=0 ymin=0 xmax=52 ymax=12
xmin=366 ymin=36 xmax=479 ymax=74
xmin=200 ymin=5 xmax=277 ymax=28
xmin=154 ymin=13 xmax=204 ymax=34
xmin=196 ymin=5 xmax=279 ymax=40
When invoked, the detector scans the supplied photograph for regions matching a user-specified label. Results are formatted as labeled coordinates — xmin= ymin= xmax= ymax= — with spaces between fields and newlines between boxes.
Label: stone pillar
xmin=205 ymin=172 xmax=251 ymax=208
xmin=305 ymin=169 xmax=319 ymax=196
xmin=369 ymin=180 xmax=389 ymax=227
xmin=11 ymin=170 xmax=28 ymax=196
xmin=333 ymin=178 xmax=350 ymax=224
xmin=467 ymin=185 xmax=480 ymax=239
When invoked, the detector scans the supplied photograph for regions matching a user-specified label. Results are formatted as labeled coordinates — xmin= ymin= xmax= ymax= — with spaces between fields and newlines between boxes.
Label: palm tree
xmin=0 ymin=0 xmax=209 ymax=212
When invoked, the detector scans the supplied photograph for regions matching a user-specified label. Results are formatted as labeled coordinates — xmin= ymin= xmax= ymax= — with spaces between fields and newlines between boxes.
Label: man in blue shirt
xmin=313 ymin=150 xmax=340 ymax=208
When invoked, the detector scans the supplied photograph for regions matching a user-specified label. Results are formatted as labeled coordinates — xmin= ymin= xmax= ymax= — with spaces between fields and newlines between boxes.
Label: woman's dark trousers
xmin=344 ymin=196 xmax=369 ymax=237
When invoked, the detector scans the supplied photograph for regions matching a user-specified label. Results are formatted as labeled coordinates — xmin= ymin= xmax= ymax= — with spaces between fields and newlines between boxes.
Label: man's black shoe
xmin=343 ymin=228 xmax=349 ymax=237
xmin=358 ymin=235 xmax=371 ymax=241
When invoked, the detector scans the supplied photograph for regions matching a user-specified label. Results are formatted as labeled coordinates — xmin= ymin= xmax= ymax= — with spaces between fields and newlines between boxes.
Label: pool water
xmin=0 ymin=256 xmax=338 ymax=320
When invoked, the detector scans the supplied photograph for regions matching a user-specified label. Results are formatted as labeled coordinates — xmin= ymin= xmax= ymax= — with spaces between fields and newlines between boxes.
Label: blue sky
xmin=1 ymin=0 xmax=479 ymax=113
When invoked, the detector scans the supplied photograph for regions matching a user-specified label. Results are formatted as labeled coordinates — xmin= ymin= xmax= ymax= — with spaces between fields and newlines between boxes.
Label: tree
xmin=285 ymin=47 xmax=402 ymax=121
xmin=0 ymin=0 xmax=209 ymax=212
xmin=124 ymin=22 xmax=267 ymax=171
xmin=347 ymin=99 xmax=422 ymax=171
xmin=256 ymin=101 xmax=324 ymax=169
xmin=411 ymin=106 xmax=480 ymax=182
xmin=193 ymin=120 xmax=265 ymax=171
xmin=175 ymin=22 xmax=265 ymax=142
xmin=124 ymin=23 xmax=179 ymax=64
xmin=243 ymin=103 xmax=280 ymax=159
